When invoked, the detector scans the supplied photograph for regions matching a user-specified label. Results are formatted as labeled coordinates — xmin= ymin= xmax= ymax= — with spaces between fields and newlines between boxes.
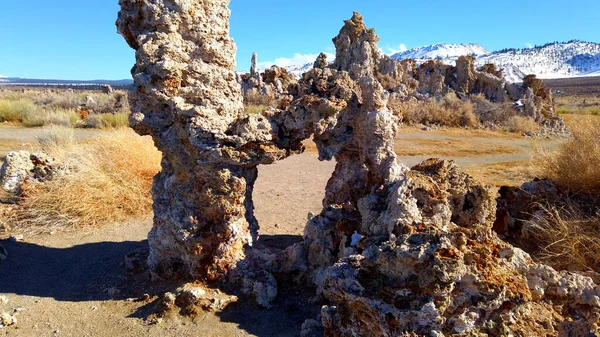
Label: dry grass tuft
xmin=36 ymin=126 xmax=75 ymax=151
xmin=464 ymin=161 xmax=533 ymax=187
xmin=522 ymin=203 xmax=600 ymax=272
xmin=536 ymin=116 xmax=600 ymax=194
xmin=504 ymin=116 xmax=541 ymax=134
xmin=1 ymin=129 xmax=161 ymax=233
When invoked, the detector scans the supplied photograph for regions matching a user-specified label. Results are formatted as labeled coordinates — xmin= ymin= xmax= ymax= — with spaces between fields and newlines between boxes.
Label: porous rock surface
xmin=117 ymin=0 xmax=303 ymax=281
xmin=0 ymin=151 xmax=57 ymax=194
xmin=117 ymin=2 xmax=599 ymax=335
xmin=0 ymin=151 xmax=34 ymax=194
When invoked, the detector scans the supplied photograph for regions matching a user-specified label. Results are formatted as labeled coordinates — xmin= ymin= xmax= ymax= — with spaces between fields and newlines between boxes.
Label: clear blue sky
xmin=0 ymin=0 xmax=598 ymax=80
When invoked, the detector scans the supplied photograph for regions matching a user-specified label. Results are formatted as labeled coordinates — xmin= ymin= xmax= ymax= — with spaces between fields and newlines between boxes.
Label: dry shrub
xmin=22 ymin=108 xmax=80 ymax=127
xmin=5 ymin=129 xmax=161 ymax=232
xmin=401 ymin=93 xmax=479 ymax=127
xmin=470 ymin=94 xmax=515 ymax=124
xmin=536 ymin=117 xmax=600 ymax=193
xmin=0 ymin=89 xmax=131 ymax=128
xmin=440 ymin=92 xmax=479 ymax=127
xmin=85 ymin=94 xmax=119 ymax=114
xmin=579 ymin=106 xmax=600 ymax=115
xmin=85 ymin=113 xmax=130 ymax=129
xmin=244 ymin=89 xmax=274 ymax=107
xmin=523 ymin=203 xmax=600 ymax=272
xmin=555 ymin=105 xmax=570 ymax=115
xmin=0 ymin=98 xmax=38 ymax=122
xmin=504 ymin=116 xmax=540 ymax=134
xmin=100 ymin=112 xmax=129 ymax=128
xmin=46 ymin=90 xmax=81 ymax=110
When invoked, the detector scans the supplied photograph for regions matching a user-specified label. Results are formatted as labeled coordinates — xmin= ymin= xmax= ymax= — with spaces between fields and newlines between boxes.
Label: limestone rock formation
xmin=0 ymin=151 xmax=34 ymax=194
xmin=117 ymin=0 xmax=299 ymax=281
xmin=239 ymin=52 xmax=299 ymax=103
xmin=118 ymin=3 xmax=599 ymax=335
xmin=455 ymin=55 xmax=476 ymax=96
xmin=0 ymin=313 xmax=16 ymax=328
xmin=416 ymin=60 xmax=451 ymax=96
xmin=250 ymin=52 xmax=258 ymax=77
xmin=313 ymin=53 xmax=328 ymax=70
xmin=0 ymin=151 xmax=56 ymax=194
xmin=101 ymin=84 xmax=113 ymax=95
xmin=156 ymin=284 xmax=239 ymax=316
xmin=332 ymin=12 xmax=381 ymax=80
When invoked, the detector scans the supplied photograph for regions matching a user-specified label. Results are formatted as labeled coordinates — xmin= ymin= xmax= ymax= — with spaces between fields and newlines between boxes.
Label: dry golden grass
xmin=463 ymin=161 xmax=533 ymax=187
xmin=0 ymin=129 xmax=161 ymax=234
xmin=395 ymin=137 xmax=521 ymax=157
xmin=536 ymin=116 xmax=600 ymax=194
xmin=522 ymin=203 xmax=600 ymax=272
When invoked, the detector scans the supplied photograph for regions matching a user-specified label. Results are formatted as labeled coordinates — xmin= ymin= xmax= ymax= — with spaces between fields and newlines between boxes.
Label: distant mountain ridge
xmin=0 ymin=77 xmax=133 ymax=86
xmin=391 ymin=40 xmax=600 ymax=83
xmin=391 ymin=43 xmax=489 ymax=61
xmin=5 ymin=40 xmax=600 ymax=86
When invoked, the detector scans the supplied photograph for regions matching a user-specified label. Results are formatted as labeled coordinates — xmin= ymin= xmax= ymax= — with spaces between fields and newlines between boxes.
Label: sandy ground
xmin=0 ymin=125 xmax=558 ymax=336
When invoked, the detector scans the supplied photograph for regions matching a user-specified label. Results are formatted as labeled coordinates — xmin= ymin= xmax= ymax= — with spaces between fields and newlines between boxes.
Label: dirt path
xmin=0 ymin=218 xmax=320 ymax=337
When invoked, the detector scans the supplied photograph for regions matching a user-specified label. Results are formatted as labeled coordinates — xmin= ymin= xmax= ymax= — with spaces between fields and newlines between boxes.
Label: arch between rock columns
xmin=115 ymin=0 xmax=400 ymax=282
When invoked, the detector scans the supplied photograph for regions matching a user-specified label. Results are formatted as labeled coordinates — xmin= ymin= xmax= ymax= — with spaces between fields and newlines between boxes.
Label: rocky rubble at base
xmin=117 ymin=1 xmax=599 ymax=335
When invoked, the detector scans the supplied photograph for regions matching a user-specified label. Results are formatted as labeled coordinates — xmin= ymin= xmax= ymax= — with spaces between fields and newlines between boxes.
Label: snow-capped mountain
xmin=479 ymin=41 xmax=600 ymax=81
xmin=283 ymin=63 xmax=314 ymax=78
xmin=391 ymin=43 xmax=489 ymax=63
xmin=391 ymin=41 xmax=600 ymax=83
